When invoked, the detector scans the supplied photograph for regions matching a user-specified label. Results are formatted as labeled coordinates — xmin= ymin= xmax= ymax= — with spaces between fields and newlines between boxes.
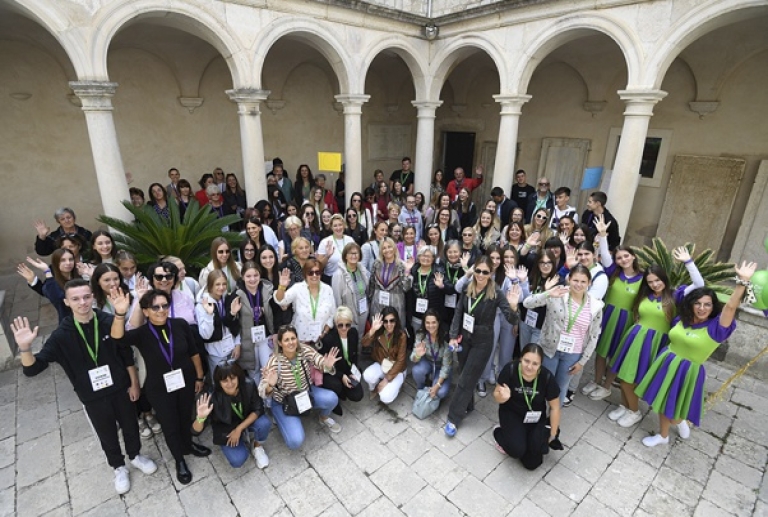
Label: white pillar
xmin=607 ymin=89 xmax=668 ymax=237
xmin=334 ymin=94 xmax=370 ymax=205
xmin=492 ymin=94 xmax=531 ymax=194
xmin=226 ymin=89 xmax=270 ymax=204
xmin=69 ymin=81 xmax=130 ymax=221
xmin=412 ymin=100 xmax=443 ymax=198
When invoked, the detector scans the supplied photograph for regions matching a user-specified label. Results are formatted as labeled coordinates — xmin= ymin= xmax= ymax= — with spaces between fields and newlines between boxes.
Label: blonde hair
xmin=466 ymin=255 xmax=497 ymax=300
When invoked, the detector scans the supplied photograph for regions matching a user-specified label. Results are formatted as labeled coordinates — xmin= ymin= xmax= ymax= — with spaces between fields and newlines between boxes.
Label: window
xmin=604 ymin=128 xmax=672 ymax=188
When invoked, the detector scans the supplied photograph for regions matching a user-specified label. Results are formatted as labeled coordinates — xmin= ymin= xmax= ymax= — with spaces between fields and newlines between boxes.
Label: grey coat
xmin=236 ymin=281 xmax=275 ymax=372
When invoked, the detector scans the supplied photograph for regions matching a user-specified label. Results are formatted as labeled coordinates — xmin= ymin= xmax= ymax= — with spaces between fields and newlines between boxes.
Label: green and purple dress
xmin=594 ymin=266 xmax=643 ymax=361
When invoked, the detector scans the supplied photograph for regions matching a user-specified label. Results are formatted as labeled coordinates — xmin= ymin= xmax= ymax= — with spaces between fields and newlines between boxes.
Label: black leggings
xmin=85 ymin=391 xmax=142 ymax=468
xmin=145 ymin=385 xmax=195 ymax=462
xmin=494 ymin=411 xmax=548 ymax=470
xmin=322 ymin=373 xmax=364 ymax=410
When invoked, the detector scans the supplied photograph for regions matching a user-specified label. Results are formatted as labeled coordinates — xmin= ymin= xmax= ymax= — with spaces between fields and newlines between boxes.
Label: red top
xmin=446 ymin=176 xmax=483 ymax=202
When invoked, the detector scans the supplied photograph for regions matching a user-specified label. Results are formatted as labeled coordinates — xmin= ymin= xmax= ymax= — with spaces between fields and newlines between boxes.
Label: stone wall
xmin=717 ymin=307 xmax=768 ymax=382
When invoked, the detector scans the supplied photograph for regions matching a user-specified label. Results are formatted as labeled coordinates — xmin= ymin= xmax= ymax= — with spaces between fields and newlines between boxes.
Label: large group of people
xmin=10 ymin=159 xmax=755 ymax=495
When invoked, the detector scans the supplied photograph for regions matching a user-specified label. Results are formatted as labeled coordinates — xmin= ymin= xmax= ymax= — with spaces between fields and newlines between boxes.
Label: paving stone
xmin=761 ymin=472 xmax=768 ymax=503
xmin=591 ymin=452 xmax=657 ymax=516
xmin=0 ymin=487 xmax=13 ymax=517
xmin=558 ymin=405 xmax=598 ymax=445
xmin=365 ymin=406 xmax=410 ymax=444
xmin=56 ymin=381 xmax=82 ymax=415
xmin=328 ymin=411 xmax=366 ymax=444
xmin=639 ymin=485 xmax=693 ymax=516
xmin=701 ymin=470 xmax=757 ymax=517
xmin=77 ymin=498 xmax=127 ymax=517
xmin=401 ymin=485 xmax=461 ymax=517
xmin=732 ymin=388 xmax=768 ymax=414
xmin=308 ymin=440 xmax=381 ymax=514
xmin=665 ymin=444 xmax=716 ymax=485
xmin=0 ymin=437 xmax=13 ymax=470
xmin=558 ymin=441 xmax=613 ymax=484
xmin=710 ymin=400 xmax=739 ymax=418
xmin=226 ymin=467 xmax=285 ymax=517
xmin=369 ymin=457 xmax=426 ymax=507
xmin=179 ymin=475 xmax=238 ymax=517
xmin=543 ymin=463 xmax=592 ymax=502
xmin=16 ymin=402 xmax=59 ymax=443
xmin=731 ymin=407 xmax=768 ymax=446
xmin=127 ymin=486 xmax=185 ymax=517
xmin=694 ymin=498 xmax=740 ymax=517
xmin=16 ymin=431 xmax=63 ymax=488
xmin=17 ymin=471 xmax=69 ymax=517
xmin=447 ymin=474 xmax=512 ymax=516
xmin=277 ymin=468 xmax=337 ymax=517
xmin=569 ymin=494 xmax=621 ymax=517
xmin=355 ymin=496 xmax=404 ymax=517
xmin=755 ymin=500 xmax=768 ymax=517
xmin=59 ymin=410 xmax=93 ymax=447
xmin=685 ymin=429 xmax=723 ymax=459
xmin=652 ymin=465 xmax=705 ymax=508
xmin=454 ymin=411 xmax=494 ymax=446
xmin=723 ymin=432 xmax=768 ymax=470
xmin=319 ymin=502 xmax=352 ymax=517
xmin=506 ymin=498 xmax=550 ymax=517
xmin=570 ymin=391 xmax=610 ymax=417
xmin=580 ymin=427 xmax=624 ymax=457
xmin=410 ymin=448 xmax=468 ymax=496
xmin=0 ymin=465 xmax=13 ymax=491
xmin=714 ymin=453 xmax=763 ymax=489
xmin=426 ymin=424 xmax=467 ymax=458
xmin=482 ymin=455 xmax=545 ymax=505
xmin=624 ymin=427 xmax=673 ymax=468
xmin=699 ymin=409 xmax=733 ymax=439
xmin=453 ymin=435 xmax=506 ymax=480
xmin=0 ymin=403 xmax=15 ymax=440
xmin=205 ymin=442 xmax=255 ymax=486
xmin=342 ymin=428 xmax=394 ymax=475
xmin=386 ymin=427 xmax=430 ymax=466
xmin=261 ymin=442 xmax=310 ymax=486
xmin=526 ymin=480 xmax=577 ymax=516
xmin=69 ymin=464 xmax=121 ymax=515
xmin=0 ymin=382 xmax=15 ymax=407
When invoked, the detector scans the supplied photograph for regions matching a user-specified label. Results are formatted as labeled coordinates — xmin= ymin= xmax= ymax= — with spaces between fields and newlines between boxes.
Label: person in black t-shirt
xmin=390 ymin=157 xmax=414 ymax=195
xmin=510 ymin=170 xmax=535 ymax=213
xmin=493 ymin=343 xmax=561 ymax=470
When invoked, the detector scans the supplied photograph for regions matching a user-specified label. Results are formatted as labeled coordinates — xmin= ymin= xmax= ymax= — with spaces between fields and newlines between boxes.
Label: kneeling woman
xmin=194 ymin=362 xmax=271 ymax=469
xmin=362 ymin=308 xmax=408 ymax=405
xmin=258 ymin=325 xmax=343 ymax=448
xmin=493 ymin=344 xmax=561 ymax=470
xmin=319 ymin=307 xmax=365 ymax=415
xmin=410 ymin=309 xmax=452 ymax=401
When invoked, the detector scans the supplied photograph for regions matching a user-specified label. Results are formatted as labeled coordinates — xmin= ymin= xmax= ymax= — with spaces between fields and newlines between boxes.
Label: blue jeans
xmin=542 ymin=351 xmax=581 ymax=407
xmin=495 ymin=315 xmax=516 ymax=380
xmin=271 ymin=386 xmax=338 ymax=449
xmin=411 ymin=359 xmax=451 ymax=400
xmin=219 ymin=414 xmax=272 ymax=468
xmin=519 ymin=322 xmax=542 ymax=351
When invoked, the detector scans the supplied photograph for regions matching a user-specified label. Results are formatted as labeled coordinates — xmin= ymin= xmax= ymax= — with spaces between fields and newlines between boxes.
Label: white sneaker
xmin=145 ymin=414 xmax=162 ymax=434
xmin=642 ymin=434 xmax=669 ymax=447
xmin=320 ymin=417 xmax=342 ymax=433
xmin=580 ymin=381 xmax=599 ymax=396
xmin=617 ymin=410 xmax=642 ymax=428
xmin=114 ymin=466 xmax=130 ymax=494
xmin=253 ymin=445 xmax=269 ymax=469
xmin=677 ymin=421 xmax=691 ymax=439
xmin=130 ymin=454 xmax=158 ymax=475
xmin=608 ymin=405 xmax=627 ymax=421
xmin=589 ymin=386 xmax=612 ymax=401
xmin=137 ymin=419 xmax=152 ymax=439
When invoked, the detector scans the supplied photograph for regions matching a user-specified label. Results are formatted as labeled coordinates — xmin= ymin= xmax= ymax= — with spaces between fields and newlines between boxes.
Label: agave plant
xmin=98 ymin=200 xmax=243 ymax=271
xmin=631 ymin=237 xmax=734 ymax=295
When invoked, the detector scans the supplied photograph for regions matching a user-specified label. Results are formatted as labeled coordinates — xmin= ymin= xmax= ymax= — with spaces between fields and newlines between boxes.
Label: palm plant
xmin=631 ymin=237 xmax=734 ymax=295
xmin=98 ymin=200 xmax=243 ymax=271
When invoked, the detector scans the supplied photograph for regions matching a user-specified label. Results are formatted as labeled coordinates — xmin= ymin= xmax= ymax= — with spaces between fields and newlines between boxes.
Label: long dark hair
xmin=485 ymin=245 xmax=505 ymax=286
xmin=609 ymin=245 xmax=640 ymax=284
xmin=417 ymin=308 xmax=445 ymax=344
xmin=375 ymin=307 xmax=405 ymax=342
xmin=679 ymin=287 xmax=722 ymax=327
xmin=570 ymin=224 xmax=594 ymax=248
xmin=530 ymin=250 xmax=559 ymax=291
xmin=256 ymin=244 xmax=279 ymax=285
xmin=51 ymin=248 xmax=81 ymax=289
xmin=632 ymin=265 xmax=675 ymax=323
xmin=90 ymin=230 xmax=117 ymax=264
xmin=90 ymin=263 xmax=131 ymax=310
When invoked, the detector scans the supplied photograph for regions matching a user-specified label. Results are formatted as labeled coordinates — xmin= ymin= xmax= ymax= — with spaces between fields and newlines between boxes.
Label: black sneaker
xmin=477 ymin=381 xmax=488 ymax=398
xmin=563 ymin=390 xmax=574 ymax=407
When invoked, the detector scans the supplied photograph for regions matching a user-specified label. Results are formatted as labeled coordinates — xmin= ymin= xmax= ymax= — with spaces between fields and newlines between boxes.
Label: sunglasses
xmin=535 ymin=214 xmax=547 ymax=220
xmin=149 ymin=303 xmax=170 ymax=312
xmin=347 ymin=214 xmax=357 ymax=218
xmin=337 ymin=322 xmax=352 ymax=328
xmin=462 ymin=232 xmax=473 ymax=237
xmin=307 ymin=270 xmax=322 ymax=277
xmin=153 ymin=273 xmax=174 ymax=281
xmin=474 ymin=269 xmax=491 ymax=275
xmin=383 ymin=318 xmax=396 ymax=324
xmin=217 ymin=249 xmax=231 ymax=254
xmin=304 ymin=213 xmax=315 ymax=217
xmin=538 ymin=182 xmax=550 ymax=186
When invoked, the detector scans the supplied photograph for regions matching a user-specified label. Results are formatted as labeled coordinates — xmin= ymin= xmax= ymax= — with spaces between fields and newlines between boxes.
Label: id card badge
xmin=221 ymin=225 xmax=230 ymax=233
xmin=358 ymin=297 xmax=368 ymax=314
xmin=308 ymin=322 xmax=323 ymax=341
xmin=524 ymin=411 xmax=542 ymax=423
xmin=379 ymin=291 xmax=390 ymax=306
xmin=251 ymin=325 xmax=267 ymax=343
xmin=295 ymin=390 xmax=313 ymax=413
xmin=416 ymin=298 xmax=428 ymax=313
xmin=557 ymin=335 xmax=576 ymax=353
xmin=444 ymin=294 xmax=457 ymax=308
xmin=462 ymin=313 xmax=475 ymax=332
xmin=163 ymin=369 xmax=185 ymax=392
xmin=525 ymin=311 xmax=538 ymax=327
xmin=88 ymin=365 xmax=113 ymax=391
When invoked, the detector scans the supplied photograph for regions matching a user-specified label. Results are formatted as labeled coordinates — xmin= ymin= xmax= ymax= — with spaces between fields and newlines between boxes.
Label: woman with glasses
xmin=453 ymin=187 xmax=477 ymax=229
xmin=407 ymin=247 xmax=445 ymax=334
xmin=319 ymin=307 xmax=364 ymax=415
xmin=349 ymin=191 xmax=374 ymax=236
xmin=520 ymin=249 xmax=563 ymax=347
xmin=426 ymin=193 xmax=460 ymax=229
xmin=459 ymin=226 xmax=481 ymax=267
xmin=113 ymin=290 xmax=207 ymax=485
xmin=444 ymin=256 xmax=520 ymax=437
xmin=317 ymin=214 xmax=355 ymax=284
xmin=411 ymin=309 xmax=452 ymax=403
xmin=274 ymin=258 xmax=336 ymax=344
xmin=332 ymin=243 xmax=370 ymax=336
xmin=368 ymin=237 xmax=412 ymax=328
xmin=397 ymin=226 xmax=419 ymax=263
xmin=239 ymin=239 xmax=257 ymax=264
xmin=435 ymin=207 xmax=460 ymax=243
xmin=472 ymin=209 xmax=501 ymax=253
xmin=362 ymin=308 xmax=407 ymax=404
xmin=196 ymin=270 xmax=243 ymax=375
xmin=344 ymin=208 xmax=368 ymax=246
xmin=362 ymin=221 xmax=389 ymax=275
xmin=300 ymin=206 xmax=321 ymax=251
xmin=259 ymin=325 xmax=343 ymax=447
xmin=522 ymin=208 xmax=553 ymax=256
xmin=235 ymin=261 xmax=275 ymax=384
xmin=441 ymin=241 xmax=466 ymax=326
xmin=199 ymin=237 xmax=241 ymax=292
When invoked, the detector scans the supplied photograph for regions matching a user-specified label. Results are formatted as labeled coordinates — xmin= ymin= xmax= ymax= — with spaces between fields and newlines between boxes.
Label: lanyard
xmin=246 ymin=288 xmax=261 ymax=323
xmin=230 ymin=401 xmax=244 ymax=420
xmin=308 ymin=286 xmax=319 ymax=319
xmin=289 ymin=359 xmax=304 ymax=388
xmin=400 ymin=171 xmax=410 ymax=185
xmin=468 ymin=292 xmax=485 ymax=315
xmin=566 ymin=295 xmax=587 ymax=333
xmin=217 ymin=299 xmax=225 ymax=318
xmin=340 ymin=337 xmax=350 ymax=365
xmin=348 ymin=268 xmax=365 ymax=296
xmin=381 ymin=262 xmax=394 ymax=287
xmin=74 ymin=317 xmax=99 ymax=366
xmin=518 ymin=366 xmax=538 ymax=411
xmin=417 ymin=270 xmax=430 ymax=296
xmin=149 ymin=323 xmax=174 ymax=367
xmin=447 ymin=264 xmax=461 ymax=284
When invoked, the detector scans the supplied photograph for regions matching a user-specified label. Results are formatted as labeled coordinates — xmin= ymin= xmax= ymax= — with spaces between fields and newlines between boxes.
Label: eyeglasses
xmin=347 ymin=214 xmax=357 ymax=218
xmin=244 ymin=248 xmax=255 ymax=254
xmin=352 ymin=199 xmax=361 ymax=203
xmin=383 ymin=318 xmax=396 ymax=324
xmin=217 ymin=249 xmax=231 ymax=254
xmin=307 ymin=270 xmax=322 ymax=277
xmin=462 ymin=232 xmax=473 ymax=237
xmin=149 ymin=303 xmax=170 ymax=312
xmin=538 ymin=182 xmax=550 ymax=186
xmin=153 ymin=273 xmax=174 ymax=281
xmin=535 ymin=214 xmax=547 ymax=220
xmin=540 ymin=261 xmax=553 ymax=266
xmin=337 ymin=322 xmax=352 ymax=328
xmin=474 ymin=269 xmax=491 ymax=275
xmin=304 ymin=213 xmax=315 ymax=217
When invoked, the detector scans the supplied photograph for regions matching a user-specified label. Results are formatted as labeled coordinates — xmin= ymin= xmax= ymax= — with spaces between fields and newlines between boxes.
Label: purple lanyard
xmin=247 ymin=288 xmax=262 ymax=323
xmin=428 ymin=333 xmax=439 ymax=378
xmin=217 ymin=299 xmax=225 ymax=319
xmin=149 ymin=323 xmax=174 ymax=367
xmin=382 ymin=262 xmax=394 ymax=287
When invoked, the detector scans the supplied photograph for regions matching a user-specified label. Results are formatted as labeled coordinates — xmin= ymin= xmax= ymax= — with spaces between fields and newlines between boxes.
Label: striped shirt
xmin=258 ymin=345 xmax=329 ymax=403
xmin=562 ymin=296 xmax=592 ymax=354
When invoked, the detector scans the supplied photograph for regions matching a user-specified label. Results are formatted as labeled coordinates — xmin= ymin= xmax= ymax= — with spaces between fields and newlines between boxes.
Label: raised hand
xmin=325 ymin=240 xmax=334 ymax=255
xmin=135 ymin=274 xmax=150 ymax=299
xmin=565 ymin=249 xmax=578 ymax=269
xmin=108 ymin=288 xmax=131 ymax=315
xmin=526 ymin=233 xmax=541 ymax=248
xmin=76 ymin=262 xmax=95 ymax=278
xmin=414 ymin=340 xmax=427 ymax=358
xmin=203 ymin=295 xmax=215 ymax=315
xmin=196 ymin=393 xmax=213 ymax=418
xmin=434 ymin=272 xmax=444 ymax=289
xmin=17 ymin=263 xmax=36 ymax=284
xmin=405 ymin=257 xmax=415 ymax=271
xmin=595 ymin=214 xmax=611 ymax=237
xmin=230 ymin=297 xmax=242 ymax=316
xmin=10 ymin=316 xmax=38 ymax=349
xmin=322 ymin=347 xmax=341 ymax=369
xmin=475 ymin=165 xmax=484 ymax=176
xmin=495 ymin=383 xmax=511 ymax=403
xmin=33 ymin=219 xmax=50 ymax=239
xmin=735 ymin=261 xmax=758 ymax=282
xmin=506 ymin=283 xmax=521 ymax=307
xmin=548 ymin=285 xmax=569 ymax=298
xmin=516 ymin=266 xmax=529 ymax=282
xmin=263 ymin=365 xmax=278 ymax=387
xmin=25 ymin=256 xmax=48 ymax=271
xmin=559 ymin=231 xmax=570 ymax=244
xmin=369 ymin=313 xmax=383 ymax=334
xmin=545 ymin=276 xmax=560 ymax=290
xmin=504 ymin=264 xmax=516 ymax=279
xmin=460 ymin=252 xmax=470 ymax=271
xmin=672 ymin=246 xmax=692 ymax=263
xmin=279 ymin=268 xmax=291 ymax=287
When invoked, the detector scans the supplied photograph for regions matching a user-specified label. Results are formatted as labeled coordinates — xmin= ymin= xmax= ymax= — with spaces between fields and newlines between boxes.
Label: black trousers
xmin=84 ymin=390 xmax=141 ymax=469
xmin=322 ymin=373 xmax=364 ymax=409
xmin=448 ymin=328 xmax=493 ymax=425
xmin=145 ymin=384 xmax=195 ymax=462
xmin=494 ymin=411 xmax=548 ymax=470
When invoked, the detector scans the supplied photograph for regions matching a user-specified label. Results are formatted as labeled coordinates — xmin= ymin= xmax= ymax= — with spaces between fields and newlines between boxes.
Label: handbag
xmin=381 ymin=358 xmax=394 ymax=374
xmin=412 ymin=388 xmax=440 ymax=419
xmin=280 ymin=358 xmax=315 ymax=416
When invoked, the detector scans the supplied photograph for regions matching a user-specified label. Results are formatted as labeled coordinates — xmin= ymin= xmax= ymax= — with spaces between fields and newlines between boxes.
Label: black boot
xmin=176 ymin=460 xmax=192 ymax=484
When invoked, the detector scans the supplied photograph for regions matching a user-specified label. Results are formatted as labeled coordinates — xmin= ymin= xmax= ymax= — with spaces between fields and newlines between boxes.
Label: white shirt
xmin=316 ymin=235 xmax=354 ymax=277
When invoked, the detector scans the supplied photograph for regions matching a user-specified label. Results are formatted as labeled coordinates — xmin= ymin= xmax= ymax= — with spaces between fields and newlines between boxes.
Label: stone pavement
xmin=1 ymin=272 xmax=768 ymax=517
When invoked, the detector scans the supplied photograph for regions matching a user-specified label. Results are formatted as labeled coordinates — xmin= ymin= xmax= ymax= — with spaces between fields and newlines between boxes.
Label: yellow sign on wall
xmin=318 ymin=152 xmax=342 ymax=172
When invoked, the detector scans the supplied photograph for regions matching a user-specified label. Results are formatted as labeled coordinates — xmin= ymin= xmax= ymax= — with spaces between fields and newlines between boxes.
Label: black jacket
xmin=320 ymin=328 xmax=359 ymax=378
xmin=203 ymin=292 xmax=241 ymax=343
xmin=497 ymin=197 xmax=518 ymax=227
xmin=581 ymin=208 xmax=621 ymax=251
xmin=34 ymin=225 xmax=92 ymax=256
xmin=525 ymin=192 xmax=555 ymax=223
xmin=209 ymin=379 xmax=264 ymax=446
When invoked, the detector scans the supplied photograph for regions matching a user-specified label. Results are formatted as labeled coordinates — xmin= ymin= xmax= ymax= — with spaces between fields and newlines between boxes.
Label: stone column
xmin=226 ymin=89 xmax=270 ymax=204
xmin=69 ymin=81 xmax=131 ymax=221
xmin=492 ymin=94 xmax=531 ymax=194
xmin=412 ymin=100 xmax=443 ymax=198
xmin=606 ymin=89 xmax=668 ymax=237
xmin=334 ymin=94 xmax=370 ymax=205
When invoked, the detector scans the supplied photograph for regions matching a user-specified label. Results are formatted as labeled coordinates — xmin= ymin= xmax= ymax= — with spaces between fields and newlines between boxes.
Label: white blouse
xmin=274 ymin=282 xmax=336 ymax=342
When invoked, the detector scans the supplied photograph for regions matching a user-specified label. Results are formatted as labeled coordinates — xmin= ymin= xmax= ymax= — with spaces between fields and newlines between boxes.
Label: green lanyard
xmin=565 ymin=295 xmax=587 ymax=333
xmin=518 ymin=366 xmax=538 ymax=411
xmin=400 ymin=171 xmax=409 ymax=185
xmin=417 ymin=270 xmax=430 ymax=296
xmin=308 ymin=286 xmax=319 ymax=320
xmin=290 ymin=359 xmax=304 ymax=388
xmin=384 ymin=334 xmax=392 ymax=351
xmin=230 ymin=401 xmax=244 ymax=420
xmin=348 ymin=267 xmax=365 ymax=296
xmin=74 ymin=317 xmax=100 ymax=366
xmin=447 ymin=265 xmax=461 ymax=284
xmin=468 ymin=292 xmax=485 ymax=315
xmin=340 ymin=338 xmax=350 ymax=365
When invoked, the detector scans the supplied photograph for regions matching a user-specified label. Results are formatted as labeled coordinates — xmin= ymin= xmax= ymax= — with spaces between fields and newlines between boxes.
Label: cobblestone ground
xmin=1 ymin=273 xmax=767 ymax=517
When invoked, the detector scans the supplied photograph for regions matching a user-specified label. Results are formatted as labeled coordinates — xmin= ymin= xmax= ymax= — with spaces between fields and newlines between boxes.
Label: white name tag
xmin=163 ymin=369 xmax=186 ymax=392
xmin=462 ymin=313 xmax=475 ymax=332
xmin=221 ymin=225 xmax=230 ymax=233
xmin=525 ymin=311 xmax=538 ymax=327
xmin=307 ymin=322 xmax=323 ymax=342
xmin=88 ymin=365 xmax=113 ymax=391
xmin=444 ymin=294 xmax=457 ymax=308
xmin=557 ymin=335 xmax=576 ymax=353
xmin=379 ymin=291 xmax=390 ymax=306
xmin=524 ymin=410 xmax=542 ymax=423
xmin=416 ymin=298 xmax=429 ymax=313
xmin=358 ymin=298 xmax=368 ymax=315
xmin=294 ymin=390 xmax=313 ymax=413
xmin=251 ymin=325 xmax=267 ymax=343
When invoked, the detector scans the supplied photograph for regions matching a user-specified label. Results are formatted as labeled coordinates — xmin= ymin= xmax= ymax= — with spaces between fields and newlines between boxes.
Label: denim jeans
xmin=494 ymin=315 xmax=517 ymax=380
xmin=519 ymin=322 xmax=542 ymax=351
xmin=271 ymin=386 xmax=339 ymax=449
xmin=219 ymin=414 xmax=272 ymax=468
xmin=411 ymin=359 xmax=451 ymax=400
xmin=542 ymin=350 xmax=581 ymax=407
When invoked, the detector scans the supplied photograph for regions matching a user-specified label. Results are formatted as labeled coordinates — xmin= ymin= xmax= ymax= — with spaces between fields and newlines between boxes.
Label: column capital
xmin=334 ymin=94 xmax=370 ymax=115
xmin=69 ymin=81 xmax=118 ymax=111
xmin=493 ymin=94 xmax=531 ymax=115
xmin=226 ymin=88 xmax=270 ymax=104
xmin=411 ymin=100 xmax=443 ymax=111
xmin=618 ymin=89 xmax=668 ymax=116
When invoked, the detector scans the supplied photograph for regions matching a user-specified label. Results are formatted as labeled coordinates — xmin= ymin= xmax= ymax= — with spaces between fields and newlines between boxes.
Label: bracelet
xmin=277 ymin=285 xmax=287 ymax=291
xmin=684 ymin=259 xmax=693 ymax=265
xmin=114 ymin=312 xmax=127 ymax=317
xmin=44 ymin=269 xmax=51 ymax=274
xmin=196 ymin=378 xmax=205 ymax=382
xmin=735 ymin=277 xmax=752 ymax=287
xmin=18 ymin=347 xmax=32 ymax=353
xmin=195 ymin=416 xmax=206 ymax=423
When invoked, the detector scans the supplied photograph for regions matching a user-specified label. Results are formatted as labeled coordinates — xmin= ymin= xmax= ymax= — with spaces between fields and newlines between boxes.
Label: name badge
xmin=416 ymin=298 xmax=428 ymax=313
xmin=525 ymin=311 xmax=538 ymax=327
xmin=221 ymin=225 xmax=230 ymax=233
xmin=358 ymin=298 xmax=368 ymax=315
xmin=444 ymin=294 xmax=457 ymax=308
xmin=307 ymin=322 xmax=323 ymax=341
xmin=557 ymin=335 xmax=576 ymax=353
xmin=88 ymin=365 xmax=113 ymax=391
xmin=524 ymin=411 xmax=542 ymax=424
xmin=379 ymin=291 xmax=390 ymax=306
xmin=251 ymin=325 xmax=266 ymax=343
xmin=163 ymin=369 xmax=185 ymax=392
xmin=462 ymin=313 xmax=475 ymax=332
xmin=295 ymin=390 xmax=313 ymax=413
